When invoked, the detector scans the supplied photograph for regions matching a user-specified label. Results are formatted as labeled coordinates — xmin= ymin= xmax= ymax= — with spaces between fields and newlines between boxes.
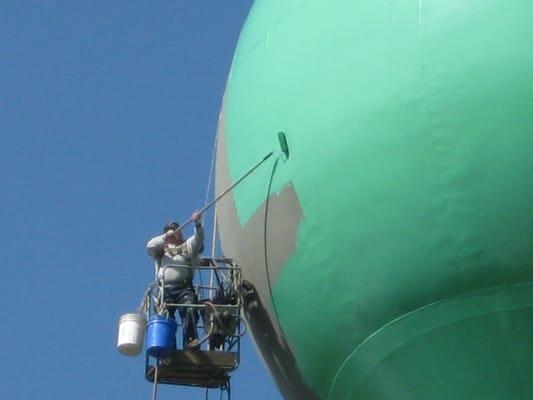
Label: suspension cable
xmin=204 ymin=118 xmax=221 ymax=299
xmin=209 ymin=210 xmax=218 ymax=299
xmin=151 ymin=360 xmax=159 ymax=400
xmin=204 ymin=114 xmax=221 ymax=209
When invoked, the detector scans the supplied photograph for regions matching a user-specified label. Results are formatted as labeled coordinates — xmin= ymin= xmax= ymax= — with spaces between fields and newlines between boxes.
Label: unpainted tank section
xmin=215 ymin=1 xmax=533 ymax=399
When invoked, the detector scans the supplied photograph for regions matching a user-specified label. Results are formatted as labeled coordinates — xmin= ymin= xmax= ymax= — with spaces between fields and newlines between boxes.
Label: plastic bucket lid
xmin=117 ymin=313 xmax=146 ymax=356
xmin=146 ymin=315 xmax=177 ymax=357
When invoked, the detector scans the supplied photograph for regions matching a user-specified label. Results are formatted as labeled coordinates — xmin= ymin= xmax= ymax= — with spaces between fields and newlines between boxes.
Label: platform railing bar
xmin=164 ymin=303 xmax=240 ymax=310
xmin=144 ymin=256 xmax=243 ymax=391
xmin=194 ymin=285 xmax=222 ymax=290
xmin=157 ymin=263 xmax=240 ymax=271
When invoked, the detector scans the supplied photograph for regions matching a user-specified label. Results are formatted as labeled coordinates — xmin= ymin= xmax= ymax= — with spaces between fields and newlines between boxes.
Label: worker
xmin=147 ymin=211 xmax=204 ymax=349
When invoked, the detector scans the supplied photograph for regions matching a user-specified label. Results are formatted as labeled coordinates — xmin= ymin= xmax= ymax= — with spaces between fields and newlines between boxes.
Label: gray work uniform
xmin=146 ymin=224 xmax=204 ymax=347
xmin=146 ymin=225 xmax=204 ymax=287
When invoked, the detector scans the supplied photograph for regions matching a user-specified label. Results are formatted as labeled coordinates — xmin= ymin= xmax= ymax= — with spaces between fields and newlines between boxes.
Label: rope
xmin=209 ymin=210 xmax=218 ymax=299
xmin=202 ymin=120 xmax=220 ymax=298
xmin=137 ymin=282 xmax=157 ymax=315
xmin=263 ymin=158 xmax=281 ymax=321
xmin=204 ymin=116 xmax=220 ymax=209
xmin=261 ymin=156 xmax=293 ymax=358
xmin=224 ymin=377 xmax=232 ymax=400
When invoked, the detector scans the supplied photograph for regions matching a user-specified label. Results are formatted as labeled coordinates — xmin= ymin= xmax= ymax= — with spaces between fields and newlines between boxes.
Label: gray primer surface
xmin=214 ymin=108 xmax=318 ymax=399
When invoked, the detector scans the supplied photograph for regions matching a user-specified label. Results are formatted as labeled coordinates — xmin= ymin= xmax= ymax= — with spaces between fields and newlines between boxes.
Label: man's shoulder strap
xmin=164 ymin=242 xmax=189 ymax=257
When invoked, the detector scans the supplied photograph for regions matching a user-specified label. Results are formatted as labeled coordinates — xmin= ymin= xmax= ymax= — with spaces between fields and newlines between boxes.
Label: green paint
xmin=328 ymin=283 xmax=533 ymax=399
xmin=222 ymin=0 xmax=533 ymax=398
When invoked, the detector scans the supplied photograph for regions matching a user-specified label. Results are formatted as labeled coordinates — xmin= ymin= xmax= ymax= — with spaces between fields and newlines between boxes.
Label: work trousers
xmin=164 ymin=284 xmax=199 ymax=348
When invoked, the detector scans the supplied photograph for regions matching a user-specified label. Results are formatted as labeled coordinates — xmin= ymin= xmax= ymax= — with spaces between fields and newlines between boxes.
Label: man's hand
xmin=192 ymin=211 xmax=202 ymax=225
xmin=164 ymin=229 xmax=176 ymax=240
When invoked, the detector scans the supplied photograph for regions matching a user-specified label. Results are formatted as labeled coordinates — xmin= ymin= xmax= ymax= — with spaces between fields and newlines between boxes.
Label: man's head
xmin=163 ymin=221 xmax=179 ymax=233
xmin=163 ymin=221 xmax=183 ymax=244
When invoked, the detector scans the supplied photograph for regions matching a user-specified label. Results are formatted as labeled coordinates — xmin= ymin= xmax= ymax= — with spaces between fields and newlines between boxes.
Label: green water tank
xmin=215 ymin=1 xmax=533 ymax=399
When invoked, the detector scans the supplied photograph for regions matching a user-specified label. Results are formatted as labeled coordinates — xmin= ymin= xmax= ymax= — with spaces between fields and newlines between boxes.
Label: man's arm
xmin=146 ymin=234 xmax=166 ymax=260
xmin=187 ymin=211 xmax=204 ymax=258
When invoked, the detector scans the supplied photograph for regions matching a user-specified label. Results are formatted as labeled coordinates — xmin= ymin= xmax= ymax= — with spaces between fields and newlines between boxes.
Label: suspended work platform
xmin=139 ymin=257 xmax=245 ymax=398
xmin=145 ymin=349 xmax=238 ymax=388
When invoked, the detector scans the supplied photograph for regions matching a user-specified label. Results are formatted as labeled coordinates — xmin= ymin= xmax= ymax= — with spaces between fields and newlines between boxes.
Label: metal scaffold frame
xmin=138 ymin=257 xmax=245 ymax=400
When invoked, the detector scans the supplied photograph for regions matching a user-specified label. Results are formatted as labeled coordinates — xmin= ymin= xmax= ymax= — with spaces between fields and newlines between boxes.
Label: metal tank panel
xmin=216 ymin=1 xmax=533 ymax=399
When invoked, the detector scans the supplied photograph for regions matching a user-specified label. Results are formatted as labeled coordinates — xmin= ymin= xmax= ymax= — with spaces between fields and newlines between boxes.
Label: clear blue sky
xmin=0 ymin=2 xmax=282 ymax=399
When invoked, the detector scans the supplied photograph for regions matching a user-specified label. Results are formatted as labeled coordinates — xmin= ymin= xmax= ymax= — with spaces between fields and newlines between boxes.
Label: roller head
xmin=278 ymin=131 xmax=289 ymax=160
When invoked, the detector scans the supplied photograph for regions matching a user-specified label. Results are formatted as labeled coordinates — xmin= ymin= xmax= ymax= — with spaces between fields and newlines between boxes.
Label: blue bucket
xmin=146 ymin=315 xmax=177 ymax=357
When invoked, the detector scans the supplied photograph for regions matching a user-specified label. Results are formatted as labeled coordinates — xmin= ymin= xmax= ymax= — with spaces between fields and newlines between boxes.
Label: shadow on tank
xmin=240 ymin=280 xmax=319 ymax=400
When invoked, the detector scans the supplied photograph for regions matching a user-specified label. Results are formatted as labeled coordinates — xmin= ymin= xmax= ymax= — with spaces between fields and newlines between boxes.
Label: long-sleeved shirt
xmin=146 ymin=224 xmax=204 ymax=286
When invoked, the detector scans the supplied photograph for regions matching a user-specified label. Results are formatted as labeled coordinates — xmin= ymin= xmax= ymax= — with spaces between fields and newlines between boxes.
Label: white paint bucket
xmin=117 ymin=313 xmax=146 ymax=356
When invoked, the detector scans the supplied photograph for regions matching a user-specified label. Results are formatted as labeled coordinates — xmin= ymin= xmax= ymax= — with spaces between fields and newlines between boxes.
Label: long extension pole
xmin=177 ymin=151 xmax=274 ymax=232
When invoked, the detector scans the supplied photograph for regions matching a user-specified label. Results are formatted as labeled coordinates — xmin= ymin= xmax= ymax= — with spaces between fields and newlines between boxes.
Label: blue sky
xmin=0 ymin=2 xmax=282 ymax=399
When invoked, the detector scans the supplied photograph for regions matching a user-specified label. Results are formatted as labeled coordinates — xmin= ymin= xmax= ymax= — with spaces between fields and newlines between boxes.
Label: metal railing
xmin=140 ymin=257 xmax=245 ymax=354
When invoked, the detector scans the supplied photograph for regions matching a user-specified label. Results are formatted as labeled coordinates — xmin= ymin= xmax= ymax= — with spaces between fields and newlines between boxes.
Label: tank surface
xmin=215 ymin=1 xmax=533 ymax=399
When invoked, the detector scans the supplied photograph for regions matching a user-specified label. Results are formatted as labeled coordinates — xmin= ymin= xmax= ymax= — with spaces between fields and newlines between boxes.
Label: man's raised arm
xmin=187 ymin=211 xmax=204 ymax=258
xmin=147 ymin=234 xmax=166 ymax=260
